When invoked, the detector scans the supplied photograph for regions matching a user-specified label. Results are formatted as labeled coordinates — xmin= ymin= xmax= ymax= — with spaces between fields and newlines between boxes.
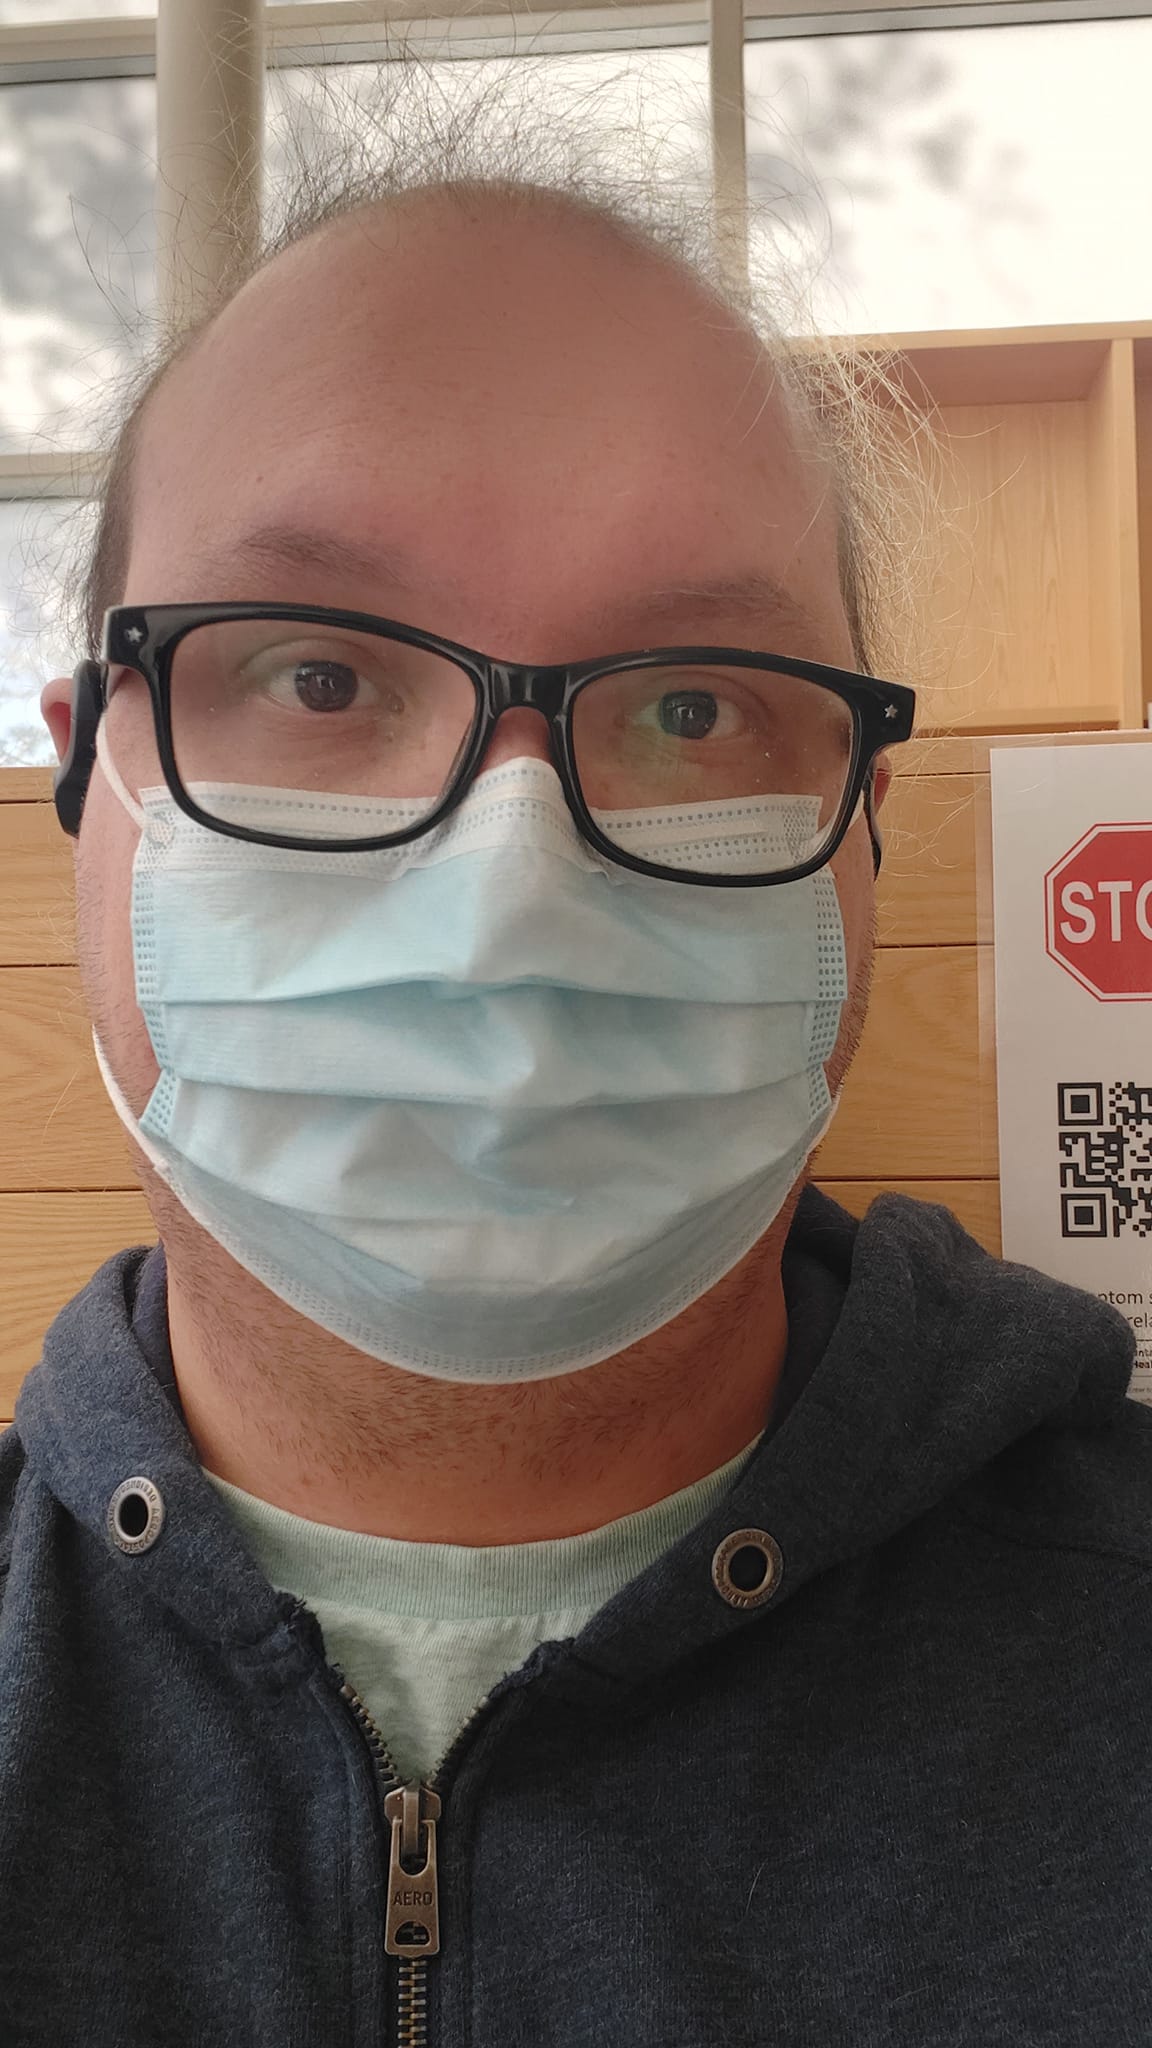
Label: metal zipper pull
xmin=384 ymin=1782 xmax=442 ymax=1958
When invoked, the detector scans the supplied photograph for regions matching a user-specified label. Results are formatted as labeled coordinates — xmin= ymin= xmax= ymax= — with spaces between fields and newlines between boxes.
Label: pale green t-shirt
xmin=207 ymin=1434 xmax=761 ymax=1786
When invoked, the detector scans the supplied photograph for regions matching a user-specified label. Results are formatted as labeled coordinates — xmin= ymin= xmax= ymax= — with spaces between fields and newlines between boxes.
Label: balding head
xmin=122 ymin=186 xmax=850 ymax=672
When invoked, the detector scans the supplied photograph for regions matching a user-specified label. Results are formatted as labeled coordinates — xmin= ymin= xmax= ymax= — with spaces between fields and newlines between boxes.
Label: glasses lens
xmin=571 ymin=662 xmax=857 ymax=877
xmin=162 ymin=619 xmax=479 ymax=840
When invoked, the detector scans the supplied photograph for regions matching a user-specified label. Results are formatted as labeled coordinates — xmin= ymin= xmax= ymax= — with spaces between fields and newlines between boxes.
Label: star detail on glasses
xmin=125 ymin=626 xmax=145 ymax=645
xmin=884 ymin=702 xmax=899 ymax=720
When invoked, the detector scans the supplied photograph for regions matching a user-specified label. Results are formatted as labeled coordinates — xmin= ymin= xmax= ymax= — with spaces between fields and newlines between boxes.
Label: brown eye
xmin=293 ymin=660 xmax=361 ymax=712
xmin=658 ymin=691 xmax=719 ymax=740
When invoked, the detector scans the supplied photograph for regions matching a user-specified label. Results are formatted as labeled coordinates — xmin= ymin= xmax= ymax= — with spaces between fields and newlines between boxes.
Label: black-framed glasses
xmin=81 ymin=602 xmax=916 ymax=887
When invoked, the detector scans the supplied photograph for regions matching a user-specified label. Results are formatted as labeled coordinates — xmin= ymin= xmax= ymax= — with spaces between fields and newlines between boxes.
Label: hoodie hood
xmin=9 ymin=1187 xmax=1136 ymax=1693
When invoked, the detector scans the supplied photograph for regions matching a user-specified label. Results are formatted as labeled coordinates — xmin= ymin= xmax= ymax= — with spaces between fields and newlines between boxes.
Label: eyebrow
xmin=184 ymin=523 xmax=826 ymax=647
xmin=190 ymin=525 xmax=413 ymax=591
xmin=613 ymin=574 xmax=825 ymax=644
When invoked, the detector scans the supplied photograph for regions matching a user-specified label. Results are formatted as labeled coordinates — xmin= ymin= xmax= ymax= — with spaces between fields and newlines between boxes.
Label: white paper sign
xmin=992 ymin=742 xmax=1152 ymax=1403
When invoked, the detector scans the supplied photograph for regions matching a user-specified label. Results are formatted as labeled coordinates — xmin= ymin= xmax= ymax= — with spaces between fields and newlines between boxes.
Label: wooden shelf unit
xmin=830 ymin=321 xmax=1151 ymax=736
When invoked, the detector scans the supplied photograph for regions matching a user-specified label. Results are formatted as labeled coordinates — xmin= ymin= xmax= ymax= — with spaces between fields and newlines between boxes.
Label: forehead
xmin=128 ymin=197 xmax=847 ymax=657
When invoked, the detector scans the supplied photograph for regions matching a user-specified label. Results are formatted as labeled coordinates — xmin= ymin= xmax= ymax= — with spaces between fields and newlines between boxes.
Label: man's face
xmin=49 ymin=193 xmax=883 ymax=1142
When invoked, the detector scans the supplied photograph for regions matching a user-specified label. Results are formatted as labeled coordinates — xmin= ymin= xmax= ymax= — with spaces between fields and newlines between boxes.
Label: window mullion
xmin=708 ymin=0 xmax=748 ymax=292
xmin=155 ymin=0 xmax=264 ymax=330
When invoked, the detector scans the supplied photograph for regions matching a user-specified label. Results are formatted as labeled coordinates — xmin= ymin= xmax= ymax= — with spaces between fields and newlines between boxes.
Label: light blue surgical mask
xmin=93 ymin=723 xmax=849 ymax=1383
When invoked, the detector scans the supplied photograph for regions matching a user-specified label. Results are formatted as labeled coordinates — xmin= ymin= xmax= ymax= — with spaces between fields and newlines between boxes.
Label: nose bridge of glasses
xmin=489 ymin=662 xmax=568 ymax=717
xmin=478 ymin=663 xmax=566 ymax=774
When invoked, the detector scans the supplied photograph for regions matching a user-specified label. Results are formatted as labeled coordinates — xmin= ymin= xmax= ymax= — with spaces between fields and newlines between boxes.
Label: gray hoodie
xmin=1 ymin=1187 xmax=1150 ymax=2047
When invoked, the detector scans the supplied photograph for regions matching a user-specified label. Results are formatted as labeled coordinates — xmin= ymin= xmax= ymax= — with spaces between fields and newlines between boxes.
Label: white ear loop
xmin=90 ymin=1026 xmax=175 ymax=1183
xmin=799 ymin=787 xmax=863 ymax=865
xmin=95 ymin=713 xmax=148 ymax=831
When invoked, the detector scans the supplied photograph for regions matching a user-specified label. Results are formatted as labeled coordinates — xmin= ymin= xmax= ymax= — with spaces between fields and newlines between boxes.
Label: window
xmin=0 ymin=496 xmax=85 ymax=766
xmin=0 ymin=77 xmax=156 ymax=451
xmin=745 ymin=17 xmax=1152 ymax=334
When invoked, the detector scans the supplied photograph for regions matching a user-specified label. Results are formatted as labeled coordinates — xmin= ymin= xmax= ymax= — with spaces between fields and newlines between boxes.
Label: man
xmin=3 ymin=173 xmax=1150 ymax=2046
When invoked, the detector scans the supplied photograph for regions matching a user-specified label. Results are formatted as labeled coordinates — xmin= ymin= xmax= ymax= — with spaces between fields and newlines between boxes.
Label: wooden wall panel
xmin=1137 ymin=357 xmax=1152 ymax=723
xmin=0 ymin=796 xmax=74 ymax=967
xmin=0 ymin=768 xmax=53 ymax=801
xmin=0 ymin=1193 xmax=156 ymax=1418
xmin=1085 ymin=339 xmax=1145 ymax=732
xmin=0 ymin=967 xmax=138 ymax=1192
xmin=814 ymin=947 xmax=996 ymax=1180
xmin=877 ymin=772 xmax=981 ymax=947
xmin=817 ymin=1179 xmax=1001 ymax=1255
xmin=914 ymin=400 xmax=1099 ymax=732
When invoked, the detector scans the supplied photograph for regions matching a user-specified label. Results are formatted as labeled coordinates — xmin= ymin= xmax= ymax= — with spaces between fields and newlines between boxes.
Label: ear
xmin=46 ymin=661 xmax=104 ymax=838
xmin=871 ymin=749 xmax=894 ymax=812
xmin=40 ymin=676 xmax=74 ymax=765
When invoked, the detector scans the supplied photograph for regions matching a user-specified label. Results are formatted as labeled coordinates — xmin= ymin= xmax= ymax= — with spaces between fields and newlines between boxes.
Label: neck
xmin=162 ymin=1205 xmax=797 ymax=1544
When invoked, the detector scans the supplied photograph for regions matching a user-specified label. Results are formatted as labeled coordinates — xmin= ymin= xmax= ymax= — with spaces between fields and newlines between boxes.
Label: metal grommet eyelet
xmin=107 ymin=1476 xmax=165 ymax=1556
xmin=711 ymin=1528 xmax=783 ymax=1610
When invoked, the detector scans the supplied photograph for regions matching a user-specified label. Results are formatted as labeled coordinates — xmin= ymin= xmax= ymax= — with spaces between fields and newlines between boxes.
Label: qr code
xmin=1058 ymin=1083 xmax=1152 ymax=1238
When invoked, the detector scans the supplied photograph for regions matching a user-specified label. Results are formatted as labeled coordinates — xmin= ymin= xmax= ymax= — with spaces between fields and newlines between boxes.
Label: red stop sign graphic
xmin=1045 ymin=822 xmax=1152 ymax=1000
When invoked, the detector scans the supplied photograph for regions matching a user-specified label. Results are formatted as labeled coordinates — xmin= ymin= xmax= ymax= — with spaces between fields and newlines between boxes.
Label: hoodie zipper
xmin=339 ymin=1673 xmax=496 ymax=2048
